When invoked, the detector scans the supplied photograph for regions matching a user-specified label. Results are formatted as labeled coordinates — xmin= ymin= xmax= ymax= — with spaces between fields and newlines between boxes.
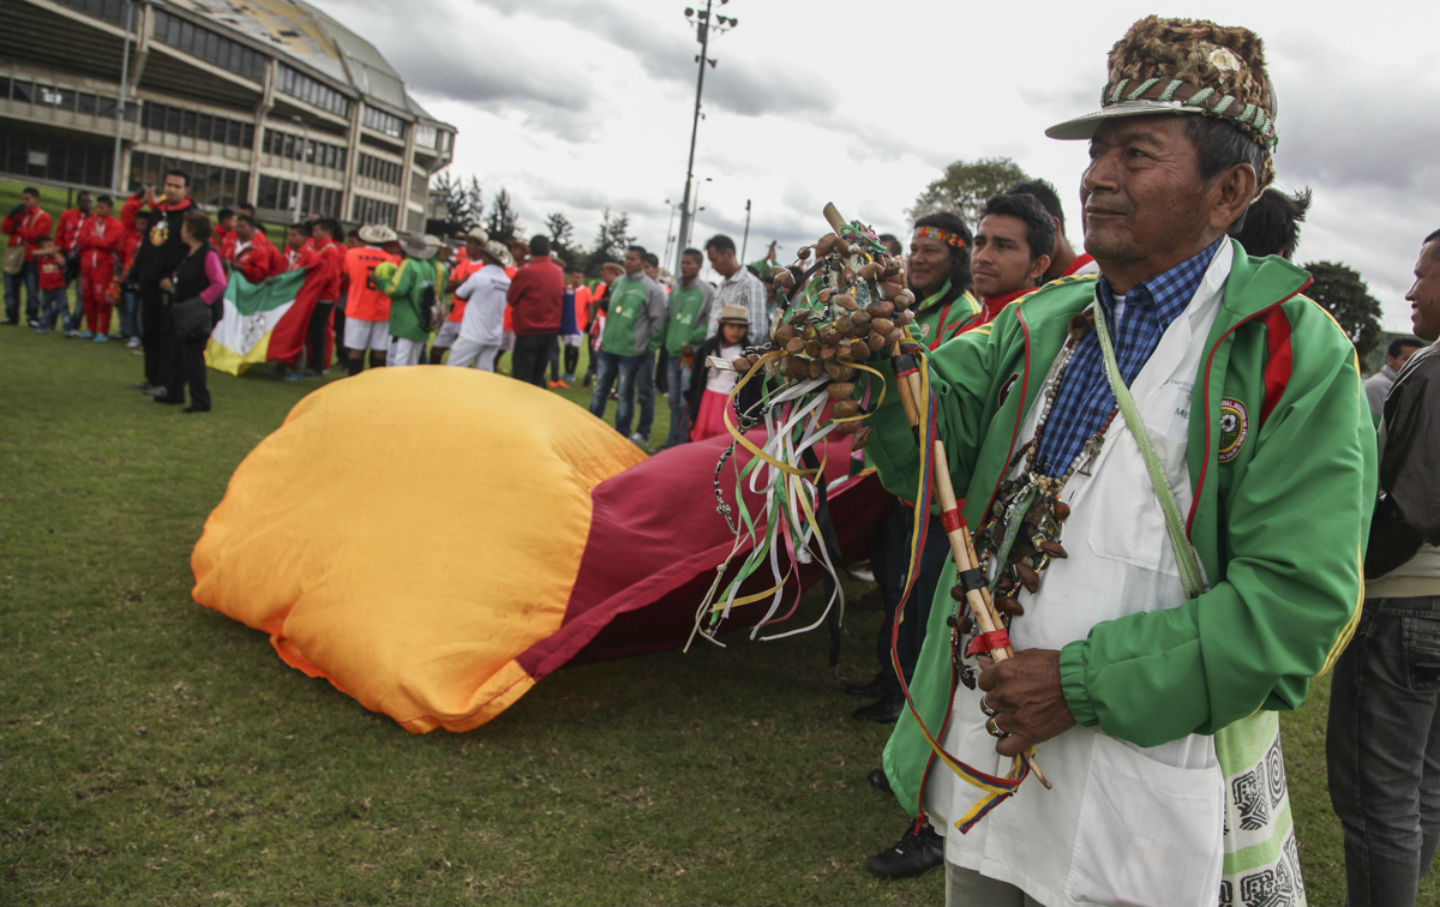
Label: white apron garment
xmin=924 ymin=241 xmax=1303 ymax=907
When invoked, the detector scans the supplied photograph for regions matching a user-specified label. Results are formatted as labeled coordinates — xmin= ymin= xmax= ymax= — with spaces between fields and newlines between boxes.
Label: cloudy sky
xmin=311 ymin=0 xmax=1438 ymax=332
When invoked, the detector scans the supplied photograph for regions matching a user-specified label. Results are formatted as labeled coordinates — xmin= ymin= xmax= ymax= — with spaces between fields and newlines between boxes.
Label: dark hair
xmin=980 ymin=193 xmax=1056 ymax=262
xmin=704 ymin=234 xmax=736 ymax=255
xmin=1184 ymin=118 xmax=1265 ymax=234
xmin=218 ymin=207 xmax=235 ymax=221
xmin=878 ymin=233 xmax=903 ymax=256
xmin=1005 ymin=179 xmax=1065 ymax=232
xmin=644 ymin=252 xmax=659 ymax=268
xmin=134 ymin=208 xmax=153 ymax=224
xmin=346 ymin=228 xmax=361 ymax=240
xmin=681 ymin=247 xmax=703 ymax=263
xmin=236 ymin=214 xmax=258 ymax=228
xmin=626 ymin=244 xmax=647 ymax=258
xmin=529 ymin=234 xmax=550 ymax=256
xmin=1424 ymin=228 xmax=1440 ymax=246
xmin=21 ymin=187 xmax=39 ymax=198
xmin=313 ymin=218 xmax=337 ymax=239
xmin=183 ymin=210 xmax=212 ymax=242
xmin=1388 ymin=336 xmax=1426 ymax=358
xmin=165 ymin=168 xmax=190 ymax=188
xmin=239 ymin=203 xmax=256 ymax=214
xmin=77 ymin=190 xmax=92 ymax=199
xmin=96 ymin=194 xmax=113 ymax=206
xmin=288 ymin=221 xmax=312 ymax=234
xmin=911 ymin=212 xmax=974 ymax=295
xmin=1235 ymin=187 xmax=1312 ymax=259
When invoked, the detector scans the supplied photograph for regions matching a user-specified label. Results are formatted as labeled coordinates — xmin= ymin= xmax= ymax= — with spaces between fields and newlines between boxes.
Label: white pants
xmin=344 ymin=318 xmax=389 ymax=352
xmin=561 ymin=332 xmax=583 ymax=348
xmin=946 ymin=862 xmax=1043 ymax=907
xmin=434 ymin=320 xmax=461 ymax=348
xmin=386 ymin=336 xmax=427 ymax=367
xmin=448 ymin=336 xmax=499 ymax=371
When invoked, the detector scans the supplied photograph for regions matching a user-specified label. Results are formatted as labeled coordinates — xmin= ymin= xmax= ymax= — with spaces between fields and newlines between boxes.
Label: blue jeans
xmin=588 ymin=350 xmax=653 ymax=439
xmin=663 ymin=353 xmax=692 ymax=446
xmin=37 ymin=289 xmax=66 ymax=330
xmin=1327 ymin=595 xmax=1440 ymax=907
xmin=120 ymin=290 xmax=141 ymax=339
xmin=63 ymin=280 xmax=84 ymax=331
xmin=4 ymin=261 xmax=39 ymax=322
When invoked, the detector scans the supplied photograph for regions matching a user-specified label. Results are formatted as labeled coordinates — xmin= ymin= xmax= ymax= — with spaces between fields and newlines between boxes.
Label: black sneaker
xmin=867 ymin=822 xmax=943 ymax=879
xmin=1 ymin=318 xmax=18 ymax=326
xmin=868 ymin=768 xmax=892 ymax=793
xmin=852 ymin=692 xmax=904 ymax=724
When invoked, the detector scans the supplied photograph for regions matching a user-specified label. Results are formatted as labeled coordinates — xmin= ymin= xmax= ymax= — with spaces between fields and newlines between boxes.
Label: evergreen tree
xmin=1302 ymin=260 xmax=1385 ymax=361
xmin=484 ymin=188 xmax=522 ymax=243
xmin=586 ymin=209 xmax=633 ymax=276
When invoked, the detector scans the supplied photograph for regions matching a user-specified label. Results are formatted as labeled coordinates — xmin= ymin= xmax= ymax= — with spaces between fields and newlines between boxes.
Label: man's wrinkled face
xmin=680 ymin=252 xmax=702 ymax=282
xmin=972 ymin=214 xmax=1044 ymax=298
xmin=1081 ymin=116 xmax=1214 ymax=280
xmin=1406 ymin=241 xmax=1440 ymax=342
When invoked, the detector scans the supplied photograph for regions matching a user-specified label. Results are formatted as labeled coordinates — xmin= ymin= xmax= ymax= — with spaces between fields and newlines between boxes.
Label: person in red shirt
xmin=3 ymin=187 xmax=54 ymax=326
xmin=230 ymin=215 xmax=285 ymax=285
xmin=342 ymin=224 xmax=401 ymax=375
xmin=54 ymin=191 xmax=94 ymax=333
xmin=31 ymin=238 xmax=69 ymax=332
xmin=279 ymin=222 xmax=324 ymax=381
xmin=304 ymin=218 xmax=346 ymax=376
xmin=504 ymin=234 xmax=565 ymax=387
xmin=76 ymin=195 xmax=124 ymax=341
xmin=213 ymin=208 xmax=235 ymax=263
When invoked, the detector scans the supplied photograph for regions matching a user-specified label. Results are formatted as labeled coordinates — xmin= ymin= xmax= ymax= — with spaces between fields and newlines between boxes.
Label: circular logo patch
xmin=1218 ymin=398 xmax=1249 ymax=463
xmin=149 ymin=220 xmax=169 ymax=247
xmin=918 ymin=322 xmax=931 ymax=339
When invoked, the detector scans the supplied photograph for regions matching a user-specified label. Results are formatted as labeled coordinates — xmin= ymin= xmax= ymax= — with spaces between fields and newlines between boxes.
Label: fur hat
xmin=1047 ymin=16 xmax=1277 ymax=186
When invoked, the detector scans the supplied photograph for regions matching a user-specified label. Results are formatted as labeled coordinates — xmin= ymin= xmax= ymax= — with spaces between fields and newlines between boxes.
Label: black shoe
xmin=846 ymin=672 xmax=887 ymax=698
xmin=867 ymin=823 xmax=943 ymax=879
xmin=852 ymin=693 xmax=904 ymax=724
xmin=182 ymin=406 xmax=211 ymax=413
xmin=153 ymin=393 xmax=183 ymax=405
xmin=1 ymin=318 xmax=17 ymax=325
xmin=868 ymin=768 xmax=892 ymax=793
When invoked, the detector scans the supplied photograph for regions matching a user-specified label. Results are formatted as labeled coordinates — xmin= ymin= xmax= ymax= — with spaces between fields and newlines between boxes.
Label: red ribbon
xmin=966 ymin=628 xmax=1012 ymax=656
xmin=940 ymin=508 xmax=965 ymax=533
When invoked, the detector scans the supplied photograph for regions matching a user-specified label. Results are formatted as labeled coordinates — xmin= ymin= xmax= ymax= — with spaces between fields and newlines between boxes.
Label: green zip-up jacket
xmin=663 ymin=278 xmax=716 ymax=356
xmin=865 ymin=242 xmax=1377 ymax=817
xmin=600 ymin=272 xmax=668 ymax=357
xmin=376 ymin=258 xmax=448 ymax=342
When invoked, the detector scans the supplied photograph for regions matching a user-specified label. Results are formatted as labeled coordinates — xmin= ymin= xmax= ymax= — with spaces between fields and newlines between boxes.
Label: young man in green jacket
xmin=588 ymin=244 xmax=668 ymax=445
xmin=661 ymin=247 xmax=716 ymax=447
xmin=375 ymin=234 xmax=446 ymax=368
xmin=863 ymin=17 xmax=1375 ymax=905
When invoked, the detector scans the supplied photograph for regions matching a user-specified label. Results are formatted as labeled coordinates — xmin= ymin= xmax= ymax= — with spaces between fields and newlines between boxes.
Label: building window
xmin=152 ymin=9 xmax=264 ymax=82
xmin=128 ymin=152 xmax=253 ymax=206
xmin=0 ymin=130 xmax=113 ymax=188
xmin=362 ymin=105 xmax=405 ymax=139
xmin=352 ymin=195 xmax=398 ymax=226
xmin=275 ymin=64 xmax=352 ymax=117
xmin=414 ymin=125 xmax=437 ymax=150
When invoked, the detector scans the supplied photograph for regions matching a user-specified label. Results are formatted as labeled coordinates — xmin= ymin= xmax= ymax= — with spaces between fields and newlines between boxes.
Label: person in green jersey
xmin=661 ymin=248 xmax=716 ymax=447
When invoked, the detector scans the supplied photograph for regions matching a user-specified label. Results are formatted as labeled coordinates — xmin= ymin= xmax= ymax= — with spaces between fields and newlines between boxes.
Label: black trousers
xmin=141 ymin=285 xmax=172 ymax=387
xmin=165 ymin=333 xmax=211 ymax=410
xmin=511 ymin=334 xmax=555 ymax=388
xmin=869 ymin=504 xmax=951 ymax=690
xmin=333 ymin=302 xmax=346 ymax=358
xmin=306 ymin=301 xmax=334 ymax=373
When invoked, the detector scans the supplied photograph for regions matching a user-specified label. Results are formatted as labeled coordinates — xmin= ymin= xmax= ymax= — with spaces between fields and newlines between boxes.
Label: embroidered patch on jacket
xmin=1219 ymin=398 xmax=1249 ymax=463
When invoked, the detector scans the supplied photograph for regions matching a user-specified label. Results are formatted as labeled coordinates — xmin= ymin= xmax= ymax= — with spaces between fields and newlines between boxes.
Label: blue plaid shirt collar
xmin=1094 ymin=237 xmax=1224 ymax=333
xmin=1032 ymin=238 xmax=1224 ymax=479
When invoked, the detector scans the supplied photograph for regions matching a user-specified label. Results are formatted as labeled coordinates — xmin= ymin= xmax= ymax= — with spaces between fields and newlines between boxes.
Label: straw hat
xmin=400 ymin=234 xmax=437 ymax=260
xmin=716 ymin=303 xmax=749 ymax=325
xmin=358 ymin=224 xmax=398 ymax=245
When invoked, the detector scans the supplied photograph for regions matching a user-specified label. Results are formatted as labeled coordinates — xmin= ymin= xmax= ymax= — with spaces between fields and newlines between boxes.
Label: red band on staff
xmin=940 ymin=508 xmax=965 ymax=533
xmin=895 ymin=366 xmax=919 ymax=379
xmin=965 ymin=628 xmax=1012 ymax=656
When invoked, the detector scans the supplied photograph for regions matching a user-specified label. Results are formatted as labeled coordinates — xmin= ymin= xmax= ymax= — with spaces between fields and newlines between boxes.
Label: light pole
xmin=688 ymin=176 xmax=711 ymax=247
xmin=663 ymin=198 xmax=677 ymax=265
xmin=674 ymin=0 xmax=737 ymax=278
xmin=740 ymin=198 xmax=751 ymax=262
xmin=111 ymin=0 xmax=135 ymax=193
xmin=291 ymin=116 xmax=310 ymax=221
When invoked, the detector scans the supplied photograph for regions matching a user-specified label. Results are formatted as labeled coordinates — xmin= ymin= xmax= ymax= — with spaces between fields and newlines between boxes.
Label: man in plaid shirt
xmin=704 ymin=234 xmax=769 ymax=340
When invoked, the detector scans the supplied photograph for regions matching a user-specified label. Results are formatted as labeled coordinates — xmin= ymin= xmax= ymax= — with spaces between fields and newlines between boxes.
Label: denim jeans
xmin=588 ymin=350 xmax=652 ymax=439
xmin=1327 ymin=595 xmax=1440 ymax=907
xmin=4 ymin=261 xmax=39 ymax=322
xmin=37 ymin=289 xmax=66 ymax=330
xmin=663 ymin=353 xmax=692 ymax=446
xmin=120 ymin=290 xmax=141 ymax=339
xmin=63 ymin=280 xmax=84 ymax=331
xmin=633 ymin=351 xmax=655 ymax=441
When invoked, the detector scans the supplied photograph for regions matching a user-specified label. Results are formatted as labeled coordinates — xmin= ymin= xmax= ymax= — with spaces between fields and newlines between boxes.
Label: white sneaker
xmin=126 ymin=337 xmax=140 ymax=348
xmin=630 ymin=433 xmax=647 ymax=445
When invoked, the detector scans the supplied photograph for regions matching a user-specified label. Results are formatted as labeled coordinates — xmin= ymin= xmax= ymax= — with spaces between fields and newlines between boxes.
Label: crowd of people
xmin=7 ymin=13 xmax=1440 ymax=904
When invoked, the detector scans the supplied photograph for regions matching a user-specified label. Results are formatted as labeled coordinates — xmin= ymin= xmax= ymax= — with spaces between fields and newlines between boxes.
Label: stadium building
xmin=1 ymin=0 xmax=456 ymax=231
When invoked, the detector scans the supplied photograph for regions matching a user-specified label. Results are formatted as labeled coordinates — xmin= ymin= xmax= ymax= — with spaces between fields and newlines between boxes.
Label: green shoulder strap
xmin=1093 ymin=302 xmax=1207 ymax=600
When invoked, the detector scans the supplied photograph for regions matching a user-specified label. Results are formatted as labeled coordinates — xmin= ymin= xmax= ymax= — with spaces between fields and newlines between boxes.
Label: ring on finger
xmin=979 ymin=696 xmax=998 ymax=718
xmin=986 ymin=717 xmax=1010 ymax=740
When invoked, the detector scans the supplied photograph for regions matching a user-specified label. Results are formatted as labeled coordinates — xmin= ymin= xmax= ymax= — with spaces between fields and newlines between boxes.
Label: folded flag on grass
xmin=206 ymin=270 xmax=307 ymax=375
xmin=191 ymin=367 xmax=887 ymax=732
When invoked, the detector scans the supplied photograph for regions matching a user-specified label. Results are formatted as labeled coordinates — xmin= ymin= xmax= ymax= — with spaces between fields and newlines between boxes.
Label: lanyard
xmin=1092 ymin=301 xmax=1207 ymax=599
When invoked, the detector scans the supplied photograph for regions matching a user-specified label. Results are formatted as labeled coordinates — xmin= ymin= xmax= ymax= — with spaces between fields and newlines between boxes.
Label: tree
xmin=425 ymin=170 xmax=474 ymax=237
xmin=1302 ymin=260 xmax=1384 ymax=361
xmin=908 ymin=157 xmax=1031 ymax=227
xmin=545 ymin=211 xmax=580 ymax=269
xmin=484 ymin=187 xmax=522 ymax=243
xmin=585 ymin=208 xmax=633 ymax=276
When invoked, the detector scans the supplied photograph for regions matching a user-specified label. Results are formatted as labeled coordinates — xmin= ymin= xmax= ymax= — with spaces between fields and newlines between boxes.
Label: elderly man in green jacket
xmin=863 ymin=17 xmax=1375 ymax=906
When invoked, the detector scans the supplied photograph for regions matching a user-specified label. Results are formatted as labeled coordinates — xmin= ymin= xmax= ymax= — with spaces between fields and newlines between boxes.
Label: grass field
xmin=0 ymin=324 xmax=1432 ymax=906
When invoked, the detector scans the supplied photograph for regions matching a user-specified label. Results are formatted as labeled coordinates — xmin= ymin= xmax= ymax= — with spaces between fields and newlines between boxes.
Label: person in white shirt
xmin=448 ymin=240 xmax=514 ymax=372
